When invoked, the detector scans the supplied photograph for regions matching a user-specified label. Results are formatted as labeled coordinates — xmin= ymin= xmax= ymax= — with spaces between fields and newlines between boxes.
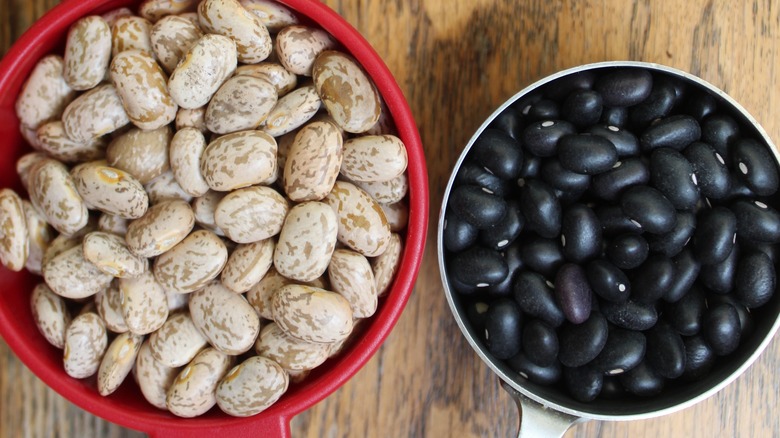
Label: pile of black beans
xmin=442 ymin=67 xmax=780 ymax=403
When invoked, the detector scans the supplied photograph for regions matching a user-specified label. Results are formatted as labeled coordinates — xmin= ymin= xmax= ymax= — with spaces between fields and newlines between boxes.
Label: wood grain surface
xmin=1 ymin=0 xmax=779 ymax=437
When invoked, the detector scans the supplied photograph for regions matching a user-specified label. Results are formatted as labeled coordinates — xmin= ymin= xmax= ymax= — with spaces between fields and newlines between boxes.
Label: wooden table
xmin=1 ymin=1 xmax=779 ymax=437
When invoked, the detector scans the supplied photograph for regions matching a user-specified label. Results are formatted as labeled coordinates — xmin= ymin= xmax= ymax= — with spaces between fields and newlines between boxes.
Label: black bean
xmin=700 ymin=244 xmax=739 ymax=293
xmin=489 ymin=107 xmax=523 ymax=140
xmin=740 ymin=238 xmax=780 ymax=263
xmin=628 ymin=81 xmax=677 ymax=129
xmin=465 ymin=300 xmax=490 ymax=333
xmin=601 ymin=300 xmax=658 ymax=331
xmin=521 ymin=120 xmax=576 ymax=157
xmin=586 ymin=259 xmax=631 ymax=303
xmin=484 ymin=298 xmax=523 ymax=359
xmin=731 ymin=137 xmax=780 ymax=196
xmin=645 ymin=320 xmax=686 ymax=379
xmin=555 ymin=264 xmax=593 ymax=324
xmin=448 ymin=274 xmax=478 ymax=295
xmin=449 ymin=185 xmax=508 ymax=229
xmin=518 ymin=235 xmax=565 ymax=278
xmin=594 ymin=68 xmax=653 ymax=107
xmin=693 ymin=206 xmax=737 ymax=265
xmin=525 ymin=99 xmax=560 ymax=122
xmin=443 ymin=210 xmax=479 ymax=252
xmin=606 ymin=233 xmax=649 ymax=270
xmin=649 ymin=147 xmax=700 ymax=210
xmin=681 ymin=335 xmax=716 ymax=382
xmin=702 ymin=303 xmax=741 ymax=356
xmin=507 ymin=351 xmax=562 ymax=385
xmin=540 ymin=159 xmax=591 ymax=195
xmin=512 ymin=92 xmax=544 ymax=116
xmin=558 ymin=134 xmax=619 ymax=175
xmin=734 ymin=251 xmax=776 ymax=308
xmin=486 ymin=240 xmax=524 ymax=297
xmin=519 ymin=156 xmax=542 ymax=181
xmin=588 ymin=125 xmax=640 ymax=157
xmin=562 ymin=89 xmax=604 ymax=128
xmin=472 ymin=129 xmax=525 ymax=180
xmin=664 ymin=248 xmax=701 ymax=303
xmin=479 ymin=200 xmax=524 ymax=251
xmin=731 ymin=199 xmax=780 ymax=243
xmin=513 ymin=271 xmax=566 ymax=327
xmin=449 ymin=246 xmax=508 ymax=288
xmin=683 ymin=141 xmax=731 ymax=200
xmin=543 ymin=70 xmax=598 ymax=101
xmin=722 ymin=174 xmax=757 ymax=201
xmin=563 ymin=365 xmax=603 ymax=402
xmin=558 ymin=311 xmax=609 ymax=367
xmin=619 ymin=360 xmax=665 ymax=397
xmin=631 ymin=255 xmax=675 ymax=304
xmin=591 ymin=157 xmax=650 ymax=201
xmin=592 ymin=327 xmax=646 ymax=376
xmin=596 ymin=205 xmax=644 ymax=236
xmin=522 ymin=319 xmax=559 ymax=367
xmin=601 ymin=107 xmax=628 ymax=128
xmin=599 ymin=376 xmax=625 ymax=399
xmin=664 ymin=285 xmax=705 ymax=336
xmin=561 ymin=204 xmax=602 ymax=263
xmin=681 ymin=91 xmax=718 ymax=121
xmin=519 ymin=179 xmax=562 ymax=239
xmin=620 ymin=185 xmax=677 ymax=234
xmin=706 ymin=293 xmax=755 ymax=338
xmin=646 ymin=211 xmax=696 ymax=257
xmin=701 ymin=114 xmax=740 ymax=164
xmin=455 ymin=162 xmax=514 ymax=198
xmin=640 ymin=114 xmax=701 ymax=152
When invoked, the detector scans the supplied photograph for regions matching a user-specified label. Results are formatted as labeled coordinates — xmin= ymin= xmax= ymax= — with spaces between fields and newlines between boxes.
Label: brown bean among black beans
xmin=443 ymin=66 xmax=780 ymax=404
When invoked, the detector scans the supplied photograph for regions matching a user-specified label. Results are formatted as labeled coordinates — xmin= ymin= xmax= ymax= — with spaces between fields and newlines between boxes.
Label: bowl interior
xmin=0 ymin=0 xmax=427 ymax=434
xmin=439 ymin=62 xmax=780 ymax=420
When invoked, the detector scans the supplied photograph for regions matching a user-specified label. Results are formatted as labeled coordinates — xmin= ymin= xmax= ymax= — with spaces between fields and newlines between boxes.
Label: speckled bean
xmin=189 ymin=281 xmax=260 ymax=354
xmin=62 ymin=84 xmax=131 ymax=143
xmin=22 ymin=200 xmax=52 ymax=275
xmin=149 ymin=312 xmax=208 ymax=367
xmin=153 ymin=230 xmax=228 ymax=293
xmin=169 ymin=128 xmax=210 ymax=197
xmin=167 ymin=348 xmax=233 ymax=417
xmin=15 ymin=55 xmax=76 ymax=130
xmin=254 ymin=322 xmax=330 ymax=371
xmin=28 ymin=158 xmax=87 ymax=235
xmin=0 ymin=189 xmax=29 ymax=272
xmin=16 ymin=152 xmax=48 ymax=193
xmin=198 ymin=0 xmax=272 ymax=63
xmin=247 ymin=267 xmax=292 ymax=320
xmin=328 ymin=249 xmax=378 ymax=318
xmin=72 ymin=161 xmax=149 ymax=219
xmin=201 ymin=130 xmax=277 ymax=190
xmin=118 ymin=270 xmax=169 ymax=335
xmin=205 ymin=75 xmax=277 ymax=134
xmin=144 ymin=170 xmax=193 ymax=204
xmin=41 ymin=234 xmax=81 ymax=269
xmin=235 ymin=62 xmax=297 ymax=96
xmin=216 ymin=355 xmax=288 ymax=417
xmin=175 ymin=106 xmax=208 ymax=133
xmin=98 ymin=332 xmax=144 ymax=395
xmin=240 ymin=0 xmax=299 ymax=32
xmin=63 ymin=312 xmax=108 ymax=379
xmin=106 ymin=126 xmax=172 ymax=184
xmin=221 ymin=239 xmax=275 ymax=293
xmin=31 ymin=283 xmax=72 ymax=349
xmin=341 ymin=135 xmax=408 ymax=182
xmin=98 ymin=213 xmax=129 ymax=235
xmin=101 ymin=7 xmax=134 ymax=27
xmin=126 ymin=199 xmax=195 ymax=257
xmin=191 ymin=190 xmax=226 ymax=235
xmin=272 ymin=284 xmax=353 ymax=344
xmin=111 ymin=16 xmax=154 ymax=56
xmin=140 ymin=0 xmax=198 ymax=22
xmin=136 ymin=340 xmax=179 ymax=410
xmin=44 ymin=244 xmax=114 ymax=300
xmin=371 ymin=233 xmax=403 ymax=296
xmin=213 ymin=186 xmax=288 ymax=243
xmin=274 ymin=201 xmax=338 ymax=282
xmin=95 ymin=283 xmax=129 ymax=333
xmin=353 ymin=173 xmax=409 ymax=205
xmin=275 ymin=25 xmax=336 ymax=76
xmin=324 ymin=181 xmax=391 ymax=257
xmin=83 ymin=231 xmax=148 ymax=278
xmin=37 ymin=121 xmax=106 ymax=164
xmin=283 ymin=121 xmax=343 ymax=202
xmin=168 ymin=34 xmax=237 ymax=109
xmin=263 ymin=84 xmax=321 ymax=137
xmin=63 ymin=16 xmax=112 ymax=90
xmin=380 ymin=202 xmax=409 ymax=233
xmin=110 ymin=50 xmax=178 ymax=130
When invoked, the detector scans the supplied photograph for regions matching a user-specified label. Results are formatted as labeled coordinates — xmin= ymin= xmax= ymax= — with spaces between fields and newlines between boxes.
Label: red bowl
xmin=0 ymin=0 xmax=428 ymax=436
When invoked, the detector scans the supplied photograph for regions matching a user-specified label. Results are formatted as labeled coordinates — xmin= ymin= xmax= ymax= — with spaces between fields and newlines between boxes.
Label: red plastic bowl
xmin=0 ymin=0 xmax=428 ymax=436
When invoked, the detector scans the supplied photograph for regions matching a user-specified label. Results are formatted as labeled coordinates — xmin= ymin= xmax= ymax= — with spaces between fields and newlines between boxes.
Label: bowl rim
xmin=0 ymin=0 xmax=429 ymax=435
xmin=438 ymin=60 xmax=780 ymax=421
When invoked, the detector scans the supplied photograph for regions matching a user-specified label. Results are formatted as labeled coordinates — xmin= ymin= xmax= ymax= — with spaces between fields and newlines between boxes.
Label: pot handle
xmin=501 ymin=381 xmax=584 ymax=438
xmin=146 ymin=415 xmax=291 ymax=438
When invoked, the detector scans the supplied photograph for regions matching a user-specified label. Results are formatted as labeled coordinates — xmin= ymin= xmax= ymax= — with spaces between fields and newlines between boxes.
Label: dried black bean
xmin=596 ymin=205 xmax=643 ymax=236
xmin=700 ymin=244 xmax=739 ymax=294
xmin=592 ymin=327 xmax=646 ymax=376
xmin=645 ymin=320 xmax=686 ymax=379
xmin=601 ymin=300 xmax=658 ymax=331
xmin=606 ymin=233 xmax=649 ymax=270
xmin=601 ymin=107 xmax=628 ymax=128
xmin=558 ymin=311 xmax=609 ymax=367
xmin=664 ymin=285 xmax=705 ymax=336
xmin=664 ymin=249 xmax=701 ymax=303
xmin=522 ymin=319 xmax=559 ymax=367
xmin=681 ymin=335 xmax=716 ymax=381
xmin=586 ymin=259 xmax=630 ymax=303
xmin=479 ymin=200 xmax=524 ymax=251
xmin=741 ymin=238 xmax=780 ymax=263
xmin=640 ymin=115 xmax=701 ymax=152
xmin=599 ymin=376 xmax=625 ymax=399
xmin=620 ymin=360 xmax=665 ymax=396
xmin=489 ymin=107 xmax=523 ymax=140
xmin=702 ymin=303 xmax=741 ymax=356
xmin=473 ymin=129 xmax=524 ymax=180
xmin=681 ymin=91 xmax=718 ymax=121
xmin=449 ymin=246 xmax=508 ymax=288
xmin=731 ymin=137 xmax=780 ymax=196
xmin=513 ymin=271 xmax=566 ymax=327
xmin=631 ymin=255 xmax=675 ymax=304
xmin=701 ymin=114 xmax=740 ymax=164
xmin=443 ymin=211 xmax=479 ymax=252
xmin=588 ymin=125 xmax=640 ymax=157
xmin=628 ymin=81 xmax=677 ymax=129
xmin=731 ymin=199 xmax=780 ymax=243
xmin=519 ymin=155 xmax=542 ymax=180
xmin=591 ymin=157 xmax=650 ymax=201
xmin=543 ymin=70 xmax=598 ymax=101
xmin=562 ymin=89 xmax=603 ymax=128
xmin=540 ymin=159 xmax=591 ymax=195
xmin=487 ymin=240 xmax=524 ymax=297
xmin=693 ymin=206 xmax=737 ymax=265
xmin=465 ymin=300 xmax=490 ymax=333
xmin=519 ymin=179 xmax=562 ymax=239
xmin=507 ymin=351 xmax=562 ymax=385
xmin=449 ymin=185 xmax=508 ymax=229
xmin=455 ymin=162 xmax=514 ymax=198
xmin=512 ymin=92 xmax=543 ymax=116
xmin=594 ymin=68 xmax=653 ymax=107
xmin=448 ymin=274 xmax=478 ymax=295
xmin=649 ymin=147 xmax=700 ymax=210
xmin=525 ymin=99 xmax=560 ymax=122
xmin=706 ymin=294 xmax=755 ymax=338
xmin=563 ymin=365 xmax=603 ymax=402
xmin=646 ymin=211 xmax=695 ymax=258
xmin=734 ymin=251 xmax=776 ymax=308
xmin=561 ymin=204 xmax=602 ymax=263
xmin=558 ymin=134 xmax=619 ymax=175
xmin=683 ymin=141 xmax=731 ymax=200
xmin=555 ymin=264 xmax=593 ymax=324
xmin=521 ymin=120 xmax=576 ymax=157
xmin=620 ymin=185 xmax=677 ymax=234
xmin=723 ymin=174 xmax=757 ymax=201
xmin=518 ymin=235 xmax=565 ymax=278
xmin=484 ymin=298 xmax=523 ymax=359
